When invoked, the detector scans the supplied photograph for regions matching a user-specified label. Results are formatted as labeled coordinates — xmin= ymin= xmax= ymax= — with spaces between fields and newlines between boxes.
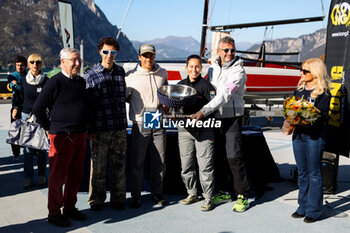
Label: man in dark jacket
xmin=33 ymin=47 xmax=89 ymax=228
xmin=7 ymin=55 xmax=27 ymax=158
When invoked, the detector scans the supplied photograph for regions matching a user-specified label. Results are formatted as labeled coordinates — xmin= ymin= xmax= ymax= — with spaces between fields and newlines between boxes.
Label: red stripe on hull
xmin=246 ymin=88 xmax=295 ymax=92
xmin=167 ymin=71 xmax=182 ymax=80
xmin=246 ymin=74 xmax=300 ymax=87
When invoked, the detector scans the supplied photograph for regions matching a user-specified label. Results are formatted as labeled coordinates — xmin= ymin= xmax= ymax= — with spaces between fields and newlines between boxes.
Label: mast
xmin=200 ymin=0 xmax=209 ymax=60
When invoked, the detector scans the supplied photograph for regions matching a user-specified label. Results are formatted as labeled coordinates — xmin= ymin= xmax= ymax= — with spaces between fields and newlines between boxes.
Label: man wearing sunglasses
xmin=84 ymin=37 xmax=127 ymax=212
xmin=192 ymin=36 xmax=250 ymax=212
xmin=125 ymin=44 xmax=168 ymax=208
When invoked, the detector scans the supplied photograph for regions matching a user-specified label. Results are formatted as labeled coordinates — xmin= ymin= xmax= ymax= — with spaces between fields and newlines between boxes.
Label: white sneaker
xmin=200 ymin=199 xmax=213 ymax=211
xmin=181 ymin=194 xmax=200 ymax=205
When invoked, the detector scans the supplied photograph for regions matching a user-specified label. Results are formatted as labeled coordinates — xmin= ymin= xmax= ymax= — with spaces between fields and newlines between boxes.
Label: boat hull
xmin=120 ymin=62 xmax=301 ymax=100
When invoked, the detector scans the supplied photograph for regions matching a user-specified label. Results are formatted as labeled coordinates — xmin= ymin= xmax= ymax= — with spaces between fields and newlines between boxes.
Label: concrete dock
xmin=1 ymin=103 xmax=350 ymax=233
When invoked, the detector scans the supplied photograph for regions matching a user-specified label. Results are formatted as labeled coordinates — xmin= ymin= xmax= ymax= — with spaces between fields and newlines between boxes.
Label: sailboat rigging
xmin=119 ymin=0 xmax=327 ymax=105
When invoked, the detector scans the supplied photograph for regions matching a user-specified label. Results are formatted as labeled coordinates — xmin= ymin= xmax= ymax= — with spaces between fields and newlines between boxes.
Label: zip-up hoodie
xmin=125 ymin=63 xmax=168 ymax=123
xmin=201 ymin=56 xmax=247 ymax=118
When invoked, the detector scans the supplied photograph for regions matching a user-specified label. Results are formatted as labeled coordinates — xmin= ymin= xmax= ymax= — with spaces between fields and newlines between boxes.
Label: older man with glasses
xmin=192 ymin=36 xmax=251 ymax=212
xmin=33 ymin=48 xmax=89 ymax=227
xmin=84 ymin=37 xmax=128 ymax=212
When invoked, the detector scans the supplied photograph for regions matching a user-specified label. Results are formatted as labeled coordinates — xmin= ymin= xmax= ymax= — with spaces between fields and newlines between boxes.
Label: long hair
xmin=297 ymin=58 xmax=331 ymax=98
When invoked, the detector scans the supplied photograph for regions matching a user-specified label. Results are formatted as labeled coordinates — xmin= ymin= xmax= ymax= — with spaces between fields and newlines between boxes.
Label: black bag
xmin=322 ymin=151 xmax=339 ymax=194
xmin=6 ymin=117 xmax=49 ymax=151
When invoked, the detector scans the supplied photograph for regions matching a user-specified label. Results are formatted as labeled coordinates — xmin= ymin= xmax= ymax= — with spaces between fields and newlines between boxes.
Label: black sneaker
xmin=304 ymin=216 xmax=317 ymax=223
xmin=63 ymin=208 xmax=86 ymax=221
xmin=291 ymin=212 xmax=305 ymax=218
xmin=90 ymin=203 xmax=104 ymax=211
xmin=130 ymin=198 xmax=141 ymax=209
xmin=48 ymin=214 xmax=70 ymax=227
xmin=151 ymin=194 xmax=167 ymax=206
xmin=111 ymin=202 xmax=125 ymax=211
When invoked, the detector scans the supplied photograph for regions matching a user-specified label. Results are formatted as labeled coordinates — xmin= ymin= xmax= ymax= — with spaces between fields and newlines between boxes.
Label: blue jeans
xmin=22 ymin=112 xmax=47 ymax=179
xmin=292 ymin=130 xmax=325 ymax=219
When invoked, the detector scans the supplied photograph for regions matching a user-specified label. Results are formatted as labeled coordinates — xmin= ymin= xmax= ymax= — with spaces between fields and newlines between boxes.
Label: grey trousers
xmin=129 ymin=123 xmax=166 ymax=199
xmin=178 ymin=129 xmax=214 ymax=200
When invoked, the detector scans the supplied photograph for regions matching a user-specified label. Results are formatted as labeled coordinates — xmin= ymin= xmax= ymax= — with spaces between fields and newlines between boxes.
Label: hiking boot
xmin=23 ymin=178 xmax=32 ymax=189
xmin=48 ymin=214 xmax=70 ymax=227
xmin=212 ymin=190 xmax=232 ymax=205
xmin=181 ymin=194 xmax=200 ymax=205
xmin=130 ymin=198 xmax=141 ymax=209
xmin=151 ymin=194 xmax=167 ymax=206
xmin=37 ymin=176 xmax=46 ymax=186
xmin=63 ymin=208 xmax=86 ymax=221
xmin=90 ymin=203 xmax=103 ymax=211
xmin=232 ymin=194 xmax=249 ymax=212
xmin=200 ymin=199 xmax=213 ymax=211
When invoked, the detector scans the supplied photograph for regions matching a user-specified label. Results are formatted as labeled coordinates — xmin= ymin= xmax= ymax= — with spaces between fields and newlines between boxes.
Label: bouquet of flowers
xmin=282 ymin=96 xmax=320 ymax=135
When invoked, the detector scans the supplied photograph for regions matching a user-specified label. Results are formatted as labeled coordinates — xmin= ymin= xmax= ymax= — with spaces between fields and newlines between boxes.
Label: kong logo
xmin=331 ymin=2 xmax=350 ymax=27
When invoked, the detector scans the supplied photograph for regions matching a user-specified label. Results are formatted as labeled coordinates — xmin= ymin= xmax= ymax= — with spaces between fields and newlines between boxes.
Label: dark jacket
xmin=14 ymin=74 xmax=48 ymax=114
xmin=177 ymin=75 xmax=215 ymax=115
xmin=33 ymin=72 xmax=89 ymax=134
xmin=293 ymin=88 xmax=331 ymax=135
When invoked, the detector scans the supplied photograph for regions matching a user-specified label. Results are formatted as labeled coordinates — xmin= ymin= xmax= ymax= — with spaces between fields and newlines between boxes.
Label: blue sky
xmin=94 ymin=0 xmax=331 ymax=45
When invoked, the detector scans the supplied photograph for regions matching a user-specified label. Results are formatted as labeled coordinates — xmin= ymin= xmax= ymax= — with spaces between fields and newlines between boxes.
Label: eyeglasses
xmin=29 ymin=60 xmax=42 ymax=65
xmin=65 ymin=58 xmax=82 ymax=64
xmin=101 ymin=50 xmax=117 ymax=56
xmin=300 ymin=69 xmax=311 ymax=75
xmin=219 ymin=48 xmax=236 ymax=54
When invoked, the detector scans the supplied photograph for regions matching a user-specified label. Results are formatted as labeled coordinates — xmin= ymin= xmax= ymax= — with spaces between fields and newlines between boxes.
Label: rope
xmin=116 ymin=0 xmax=134 ymax=40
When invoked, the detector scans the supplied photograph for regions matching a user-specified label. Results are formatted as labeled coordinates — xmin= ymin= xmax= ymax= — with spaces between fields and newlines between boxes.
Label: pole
xmin=117 ymin=0 xmax=134 ymax=40
xmin=80 ymin=40 xmax=84 ymax=76
xmin=200 ymin=0 xmax=209 ymax=60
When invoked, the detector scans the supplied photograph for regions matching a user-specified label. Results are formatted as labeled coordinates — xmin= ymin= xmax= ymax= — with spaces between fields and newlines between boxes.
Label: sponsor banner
xmin=58 ymin=0 xmax=74 ymax=48
xmin=143 ymin=111 xmax=221 ymax=129
xmin=325 ymin=0 xmax=350 ymax=156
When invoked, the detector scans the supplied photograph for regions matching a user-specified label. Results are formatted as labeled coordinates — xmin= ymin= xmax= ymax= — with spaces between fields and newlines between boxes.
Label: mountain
xmin=0 ymin=0 xmax=137 ymax=67
xmin=132 ymin=36 xmax=200 ymax=59
xmin=132 ymin=30 xmax=326 ymax=62
xmin=236 ymin=42 xmax=254 ymax=51
xmin=243 ymin=29 xmax=326 ymax=62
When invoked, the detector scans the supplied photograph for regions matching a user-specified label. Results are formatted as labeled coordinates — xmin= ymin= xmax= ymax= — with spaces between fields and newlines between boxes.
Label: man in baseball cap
xmin=125 ymin=43 xmax=169 ymax=208
xmin=139 ymin=44 xmax=156 ymax=55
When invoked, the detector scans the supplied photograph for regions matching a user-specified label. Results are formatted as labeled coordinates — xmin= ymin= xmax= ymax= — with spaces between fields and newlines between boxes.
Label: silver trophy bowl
xmin=157 ymin=84 xmax=197 ymax=110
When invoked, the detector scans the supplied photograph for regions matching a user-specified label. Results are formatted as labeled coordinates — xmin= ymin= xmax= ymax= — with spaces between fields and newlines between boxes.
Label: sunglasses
xmin=300 ymin=69 xmax=311 ymax=75
xmin=101 ymin=50 xmax=117 ymax=56
xmin=220 ymin=48 xmax=236 ymax=53
xmin=30 ymin=60 xmax=42 ymax=65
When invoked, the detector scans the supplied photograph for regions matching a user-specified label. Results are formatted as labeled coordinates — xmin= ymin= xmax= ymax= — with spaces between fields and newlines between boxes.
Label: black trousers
xmin=10 ymin=107 xmax=21 ymax=157
xmin=214 ymin=117 xmax=250 ymax=197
